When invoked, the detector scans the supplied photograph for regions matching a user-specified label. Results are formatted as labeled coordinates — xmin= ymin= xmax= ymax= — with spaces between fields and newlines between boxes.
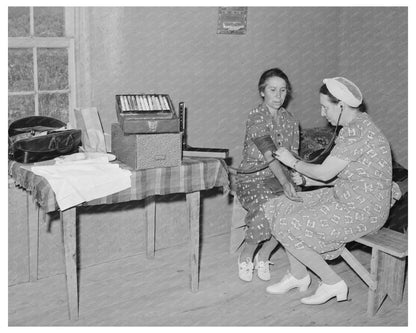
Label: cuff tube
xmin=252 ymin=135 xmax=277 ymax=155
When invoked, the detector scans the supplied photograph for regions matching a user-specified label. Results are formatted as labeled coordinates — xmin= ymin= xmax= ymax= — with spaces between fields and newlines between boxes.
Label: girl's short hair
xmin=258 ymin=68 xmax=292 ymax=107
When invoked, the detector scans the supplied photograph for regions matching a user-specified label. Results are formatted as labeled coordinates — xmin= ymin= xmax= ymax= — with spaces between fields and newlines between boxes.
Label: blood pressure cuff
xmin=252 ymin=135 xmax=277 ymax=155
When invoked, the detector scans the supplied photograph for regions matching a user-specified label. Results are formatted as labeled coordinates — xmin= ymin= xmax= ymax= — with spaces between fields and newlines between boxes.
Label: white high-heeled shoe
xmin=300 ymin=280 xmax=348 ymax=305
xmin=238 ymin=255 xmax=254 ymax=282
xmin=266 ymin=271 xmax=311 ymax=294
xmin=254 ymin=253 xmax=273 ymax=281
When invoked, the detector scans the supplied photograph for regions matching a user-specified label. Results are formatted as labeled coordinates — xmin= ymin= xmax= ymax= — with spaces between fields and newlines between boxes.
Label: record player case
xmin=115 ymin=94 xmax=180 ymax=134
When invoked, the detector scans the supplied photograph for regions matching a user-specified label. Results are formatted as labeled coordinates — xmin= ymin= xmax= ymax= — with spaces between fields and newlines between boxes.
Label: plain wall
xmin=337 ymin=7 xmax=408 ymax=167
xmin=81 ymin=7 xmax=407 ymax=168
xmin=81 ymin=7 xmax=341 ymax=163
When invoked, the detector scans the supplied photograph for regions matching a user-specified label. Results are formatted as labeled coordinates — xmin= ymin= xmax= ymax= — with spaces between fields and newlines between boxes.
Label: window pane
xmin=8 ymin=7 xmax=30 ymax=37
xmin=38 ymin=48 xmax=69 ymax=91
xmin=34 ymin=7 xmax=64 ymax=37
xmin=39 ymin=93 xmax=69 ymax=123
xmin=8 ymin=49 xmax=34 ymax=92
xmin=8 ymin=95 xmax=35 ymax=125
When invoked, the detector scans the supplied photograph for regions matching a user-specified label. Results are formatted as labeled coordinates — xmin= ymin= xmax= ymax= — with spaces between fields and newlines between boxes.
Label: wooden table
xmin=9 ymin=158 xmax=229 ymax=320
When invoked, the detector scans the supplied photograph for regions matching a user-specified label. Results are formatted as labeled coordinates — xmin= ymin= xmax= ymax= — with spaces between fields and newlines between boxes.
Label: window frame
xmin=8 ymin=7 xmax=76 ymax=126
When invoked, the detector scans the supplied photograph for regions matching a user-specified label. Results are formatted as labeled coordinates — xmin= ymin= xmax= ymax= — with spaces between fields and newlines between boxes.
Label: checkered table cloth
xmin=8 ymin=157 xmax=230 ymax=212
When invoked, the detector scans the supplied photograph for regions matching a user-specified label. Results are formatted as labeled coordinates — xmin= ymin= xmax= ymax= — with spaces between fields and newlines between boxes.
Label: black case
xmin=9 ymin=116 xmax=82 ymax=163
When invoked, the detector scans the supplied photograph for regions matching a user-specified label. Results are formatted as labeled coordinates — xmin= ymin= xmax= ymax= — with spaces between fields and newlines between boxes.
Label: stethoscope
xmin=228 ymin=108 xmax=343 ymax=175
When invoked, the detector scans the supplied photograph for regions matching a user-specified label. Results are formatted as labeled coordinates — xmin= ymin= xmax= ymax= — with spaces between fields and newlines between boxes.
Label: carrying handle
xmin=56 ymin=134 xmax=75 ymax=154
xmin=48 ymin=136 xmax=57 ymax=150
xmin=48 ymin=133 xmax=75 ymax=154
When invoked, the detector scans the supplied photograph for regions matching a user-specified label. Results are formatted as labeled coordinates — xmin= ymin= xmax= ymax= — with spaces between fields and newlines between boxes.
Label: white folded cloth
xmin=31 ymin=156 xmax=131 ymax=211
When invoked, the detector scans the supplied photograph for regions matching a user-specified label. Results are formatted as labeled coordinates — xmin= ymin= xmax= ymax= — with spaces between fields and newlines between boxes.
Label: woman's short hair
xmin=320 ymin=83 xmax=365 ymax=112
xmin=258 ymin=68 xmax=292 ymax=107
xmin=319 ymin=84 xmax=340 ymax=104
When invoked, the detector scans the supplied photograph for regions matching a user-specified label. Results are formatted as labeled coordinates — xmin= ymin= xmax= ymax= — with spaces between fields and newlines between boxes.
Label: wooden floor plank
xmin=8 ymin=233 xmax=408 ymax=326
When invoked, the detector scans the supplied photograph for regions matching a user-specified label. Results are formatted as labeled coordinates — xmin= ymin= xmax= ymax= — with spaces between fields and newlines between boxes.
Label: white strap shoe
xmin=238 ymin=255 xmax=254 ymax=282
xmin=266 ymin=271 xmax=311 ymax=294
xmin=301 ymin=280 xmax=348 ymax=305
xmin=254 ymin=253 xmax=273 ymax=281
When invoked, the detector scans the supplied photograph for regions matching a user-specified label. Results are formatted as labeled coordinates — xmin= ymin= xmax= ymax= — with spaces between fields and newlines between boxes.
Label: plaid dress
xmin=236 ymin=103 xmax=299 ymax=244
xmin=264 ymin=112 xmax=392 ymax=259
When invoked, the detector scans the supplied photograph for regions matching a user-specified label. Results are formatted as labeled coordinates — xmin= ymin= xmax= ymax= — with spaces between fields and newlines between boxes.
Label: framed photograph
xmin=217 ymin=7 xmax=247 ymax=35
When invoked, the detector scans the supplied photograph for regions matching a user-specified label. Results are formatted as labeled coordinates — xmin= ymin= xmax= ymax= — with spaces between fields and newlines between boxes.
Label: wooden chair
xmin=341 ymin=228 xmax=408 ymax=316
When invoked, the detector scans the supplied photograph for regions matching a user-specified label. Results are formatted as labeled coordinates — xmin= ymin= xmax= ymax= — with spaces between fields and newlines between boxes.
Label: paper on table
xmin=74 ymin=107 xmax=107 ymax=153
xmin=31 ymin=157 xmax=131 ymax=210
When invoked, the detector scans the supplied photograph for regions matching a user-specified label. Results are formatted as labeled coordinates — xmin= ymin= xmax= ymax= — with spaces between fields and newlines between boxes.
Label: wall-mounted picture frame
xmin=217 ymin=7 xmax=247 ymax=35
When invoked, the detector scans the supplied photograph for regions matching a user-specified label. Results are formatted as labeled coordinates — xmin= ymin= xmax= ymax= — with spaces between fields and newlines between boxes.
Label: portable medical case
xmin=115 ymin=94 xmax=180 ymax=134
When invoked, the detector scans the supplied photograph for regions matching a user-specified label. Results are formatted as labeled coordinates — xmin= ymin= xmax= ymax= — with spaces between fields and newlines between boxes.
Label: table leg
xmin=186 ymin=191 xmax=200 ymax=292
xmin=27 ymin=193 xmax=39 ymax=282
xmin=145 ymin=196 xmax=156 ymax=258
xmin=61 ymin=208 xmax=78 ymax=321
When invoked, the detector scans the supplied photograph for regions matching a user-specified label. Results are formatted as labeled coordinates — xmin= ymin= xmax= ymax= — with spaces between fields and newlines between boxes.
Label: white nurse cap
xmin=323 ymin=77 xmax=363 ymax=107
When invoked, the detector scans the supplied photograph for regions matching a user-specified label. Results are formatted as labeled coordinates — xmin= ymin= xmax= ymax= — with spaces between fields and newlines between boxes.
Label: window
xmin=8 ymin=7 xmax=76 ymax=125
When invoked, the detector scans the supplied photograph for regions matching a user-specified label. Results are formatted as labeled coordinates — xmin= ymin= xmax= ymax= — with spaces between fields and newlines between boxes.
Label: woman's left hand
xmin=273 ymin=147 xmax=297 ymax=168
xmin=283 ymin=182 xmax=303 ymax=202
xmin=291 ymin=171 xmax=305 ymax=186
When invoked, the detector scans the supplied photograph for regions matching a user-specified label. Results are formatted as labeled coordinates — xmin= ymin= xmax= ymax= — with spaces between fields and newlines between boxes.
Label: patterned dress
xmin=236 ymin=103 xmax=299 ymax=244
xmin=264 ymin=112 xmax=392 ymax=259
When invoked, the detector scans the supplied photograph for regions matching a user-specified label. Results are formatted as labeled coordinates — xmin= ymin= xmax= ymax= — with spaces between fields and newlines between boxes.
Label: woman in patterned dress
xmin=236 ymin=68 xmax=301 ymax=282
xmin=264 ymin=77 xmax=393 ymax=304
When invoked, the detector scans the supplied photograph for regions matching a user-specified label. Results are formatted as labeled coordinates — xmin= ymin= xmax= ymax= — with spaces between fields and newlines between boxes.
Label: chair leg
xmin=367 ymin=248 xmax=407 ymax=315
xmin=377 ymin=252 xmax=407 ymax=305
xmin=367 ymin=248 xmax=380 ymax=316
xmin=341 ymin=247 xmax=375 ymax=289
xmin=229 ymin=195 xmax=247 ymax=253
